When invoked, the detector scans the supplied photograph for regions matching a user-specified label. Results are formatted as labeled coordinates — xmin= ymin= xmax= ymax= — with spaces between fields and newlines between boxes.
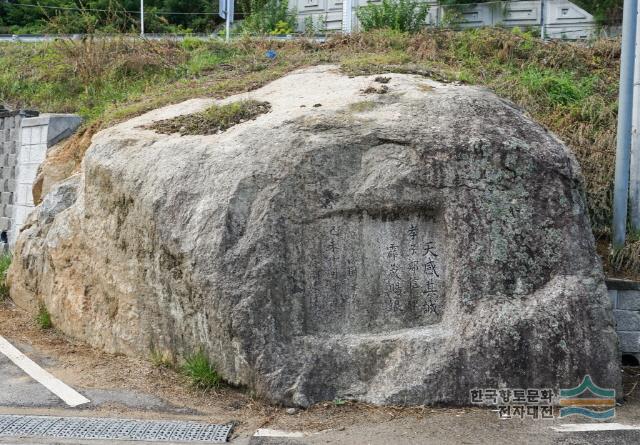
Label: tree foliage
xmin=571 ymin=0 xmax=622 ymax=25
xmin=0 ymin=0 xmax=222 ymax=34
xmin=357 ymin=0 xmax=429 ymax=33
xmin=241 ymin=0 xmax=295 ymax=35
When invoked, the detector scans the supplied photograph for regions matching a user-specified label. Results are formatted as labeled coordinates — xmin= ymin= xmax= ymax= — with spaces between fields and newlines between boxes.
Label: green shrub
xmin=0 ymin=253 xmax=10 ymax=301
xmin=438 ymin=6 xmax=466 ymax=29
xmin=303 ymin=15 xmax=326 ymax=37
xmin=357 ymin=0 xmax=429 ymax=33
xmin=270 ymin=20 xmax=294 ymax=36
xmin=36 ymin=304 xmax=52 ymax=330
xmin=182 ymin=350 xmax=222 ymax=390
xmin=242 ymin=0 xmax=296 ymax=35
xmin=304 ymin=16 xmax=315 ymax=37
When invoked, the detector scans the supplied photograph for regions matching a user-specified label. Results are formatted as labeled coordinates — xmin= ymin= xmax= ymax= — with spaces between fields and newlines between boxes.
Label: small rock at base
xmin=286 ymin=408 xmax=297 ymax=415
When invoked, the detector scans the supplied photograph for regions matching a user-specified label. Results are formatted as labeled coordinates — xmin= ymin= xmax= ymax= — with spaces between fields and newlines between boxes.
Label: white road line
xmin=553 ymin=423 xmax=640 ymax=432
xmin=0 ymin=335 xmax=90 ymax=407
xmin=254 ymin=428 xmax=306 ymax=437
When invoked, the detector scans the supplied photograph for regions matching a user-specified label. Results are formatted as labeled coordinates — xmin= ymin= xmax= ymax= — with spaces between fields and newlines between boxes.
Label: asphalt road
xmin=0 ymin=352 xmax=64 ymax=408
xmin=0 ymin=341 xmax=183 ymax=413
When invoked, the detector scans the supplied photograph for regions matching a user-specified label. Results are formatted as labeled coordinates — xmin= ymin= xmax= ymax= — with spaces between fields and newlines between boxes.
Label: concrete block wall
xmin=607 ymin=279 xmax=640 ymax=366
xmin=296 ymin=0 xmax=595 ymax=39
xmin=0 ymin=106 xmax=33 ymax=242
xmin=10 ymin=114 xmax=82 ymax=246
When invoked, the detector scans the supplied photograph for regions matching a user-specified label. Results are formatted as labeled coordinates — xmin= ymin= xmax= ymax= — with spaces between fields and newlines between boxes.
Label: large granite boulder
xmin=8 ymin=66 xmax=620 ymax=406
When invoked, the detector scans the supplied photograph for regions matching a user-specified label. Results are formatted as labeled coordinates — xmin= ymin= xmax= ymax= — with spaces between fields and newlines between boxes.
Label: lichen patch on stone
xmin=147 ymin=100 xmax=271 ymax=136
xmin=348 ymin=100 xmax=379 ymax=113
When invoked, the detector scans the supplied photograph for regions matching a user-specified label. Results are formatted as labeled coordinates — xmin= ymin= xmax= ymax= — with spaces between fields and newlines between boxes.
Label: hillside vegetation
xmin=0 ymin=29 xmax=629 ymax=274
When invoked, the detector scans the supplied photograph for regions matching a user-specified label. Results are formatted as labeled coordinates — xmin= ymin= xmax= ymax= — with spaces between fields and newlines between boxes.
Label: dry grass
xmin=53 ymin=37 xmax=186 ymax=85
xmin=32 ymin=121 xmax=101 ymax=205
xmin=148 ymin=100 xmax=271 ymax=136
xmin=49 ymin=121 xmax=102 ymax=166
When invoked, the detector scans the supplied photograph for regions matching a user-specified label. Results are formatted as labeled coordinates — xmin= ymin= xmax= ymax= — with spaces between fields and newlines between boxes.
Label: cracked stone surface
xmin=7 ymin=66 xmax=620 ymax=407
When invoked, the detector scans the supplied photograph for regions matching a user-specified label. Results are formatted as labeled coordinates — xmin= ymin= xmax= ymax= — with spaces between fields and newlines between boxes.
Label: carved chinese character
xmin=408 ymin=276 xmax=420 ymax=294
xmin=423 ymin=298 xmax=440 ymax=315
xmin=408 ymin=224 xmax=417 ymax=241
xmin=388 ymin=294 xmax=401 ymax=312
xmin=423 ymin=279 xmax=437 ymax=294
xmin=385 ymin=280 xmax=401 ymax=295
xmin=424 ymin=259 xmax=439 ymax=277
xmin=387 ymin=243 xmax=399 ymax=260
xmin=327 ymin=239 xmax=337 ymax=255
xmin=423 ymin=242 xmax=438 ymax=259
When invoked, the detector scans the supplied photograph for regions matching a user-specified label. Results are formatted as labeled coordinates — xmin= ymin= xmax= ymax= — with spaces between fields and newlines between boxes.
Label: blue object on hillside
xmin=265 ymin=50 xmax=277 ymax=60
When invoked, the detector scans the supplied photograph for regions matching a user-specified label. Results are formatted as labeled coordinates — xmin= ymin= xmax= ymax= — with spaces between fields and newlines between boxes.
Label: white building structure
xmin=295 ymin=0 xmax=597 ymax=39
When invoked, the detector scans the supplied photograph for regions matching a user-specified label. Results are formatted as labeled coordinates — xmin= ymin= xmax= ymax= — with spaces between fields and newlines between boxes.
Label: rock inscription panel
xmin=290 ymin=211 xmax=445 ymax=335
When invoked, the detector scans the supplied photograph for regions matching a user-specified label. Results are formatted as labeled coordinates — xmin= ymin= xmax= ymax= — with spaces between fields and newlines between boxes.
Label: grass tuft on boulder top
xmin=149 ymin=100 xmax=271 ymax=136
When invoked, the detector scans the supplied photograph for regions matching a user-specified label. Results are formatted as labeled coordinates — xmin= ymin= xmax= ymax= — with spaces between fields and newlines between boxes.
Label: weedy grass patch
xmin=182 ymin=350 xmax=222 ymax=390
xmin=0 ymin=253 xmax=10 ymax=301
xmin=36 ymin=304 xmax=52 ymax=329
xmin=519 ymin=68 xmax=597 ymax=106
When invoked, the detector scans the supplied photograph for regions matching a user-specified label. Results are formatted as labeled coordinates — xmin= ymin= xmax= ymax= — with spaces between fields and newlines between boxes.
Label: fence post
xmin=343 ymin=0 xmax=353 ymax=33
xmin=613 ymin=0 xmax=639 ymax=248
xmin=540 ymin=0 xmax=545 ymax=39
xmin=140 ymin=0 xmax=144 ymax=36
xmin=631 ymin=0 xmax=640 ymax=233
